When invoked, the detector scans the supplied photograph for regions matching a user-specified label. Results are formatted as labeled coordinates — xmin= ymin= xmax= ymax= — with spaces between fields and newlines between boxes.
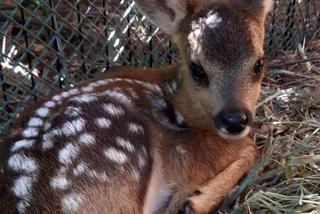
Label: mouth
xmin=216 ymin=126 xmax=251 ymax=140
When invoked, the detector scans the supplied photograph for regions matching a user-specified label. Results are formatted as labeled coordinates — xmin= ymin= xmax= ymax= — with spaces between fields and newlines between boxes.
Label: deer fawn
xmin=0 ymin=0 xmax=273 ymax=213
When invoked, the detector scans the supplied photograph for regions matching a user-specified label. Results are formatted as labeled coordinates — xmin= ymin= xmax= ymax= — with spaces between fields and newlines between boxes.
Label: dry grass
xmin=220 ymin=40 xmax=320 ymax=214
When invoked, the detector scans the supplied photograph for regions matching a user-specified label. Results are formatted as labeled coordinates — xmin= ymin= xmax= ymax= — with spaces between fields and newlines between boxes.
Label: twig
xmin=268 ymin=69 xmax=320 ymax=81
xmin=297 ymin=42 xmax=313 ymax=72
xmin=268 ymin=57 xmax=320 ymax=68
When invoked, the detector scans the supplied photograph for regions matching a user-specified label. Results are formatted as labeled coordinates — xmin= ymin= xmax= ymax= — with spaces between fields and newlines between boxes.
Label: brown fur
xmin=0 ymin=0 xmax=272 ymax=213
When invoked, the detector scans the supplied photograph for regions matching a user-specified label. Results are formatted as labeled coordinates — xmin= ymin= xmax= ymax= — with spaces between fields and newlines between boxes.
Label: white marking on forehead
xmin=17 ymin=200 xmax=30 ymax=214
xmin=104 ymin=147 xmax=128 ymax=164
xmin=205 ymin=11 xmax=222 ymax=28
xmin=61 ymin=192 xmax=83 ymax=213
xmin=128 ymin=122 xmax=144 ymax=134
xmin=101 ymin=90 xmax=133 ymax=106
xmin=95 ymin=117 xmax=112 ymax=128
xmin=50 ymin=176 xmax=70 ymax=190
xmin=8 ymin=154 xmax=38 ymax=173
xmin=65 ymin=106 xmax=82 ymax=117
xmin=81 ymin=86 xmax=94 ymax=93
xmin=11 ymin=139 xmax=34 ymax=152
xmin=188 ymin=11 xmax=222 ymax=59
xmin=58 ymin=143 xmax=80 ymax=165
xmin=44 ymin=101 xmax=56 ymax=108
xmin=115 ymin=137 xmax=135 ymax=152
xmin=72 ymin=94 xmax=97 ymax=103
xmin=22 ymin=127 xmax=39 ymax=138
xmin=103 ymin=103 xmax=125 ymax=117
xmin=79 ymin=133 xmax=95 ymax=145
xmin=36 ymin=107 xmax=50 ymax=117
xmin=12 ymin=176 xmax=33 ymax=198
xmin=62 ymin=118 xmax=85 ymax=136
xmin=27 ymin=117 xmax=43 ymax=127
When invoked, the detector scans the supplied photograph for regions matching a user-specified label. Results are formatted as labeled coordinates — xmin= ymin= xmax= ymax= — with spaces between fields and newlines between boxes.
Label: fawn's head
xmin=135 ymin=0 xmax=273 ymax=139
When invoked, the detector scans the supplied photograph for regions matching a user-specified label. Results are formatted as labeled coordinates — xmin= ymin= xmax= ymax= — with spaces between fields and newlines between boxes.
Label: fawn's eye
xmin=254 ymin=58 xmax=265 ymax=75
xmin=189 ymin=61 xmax=209 ymax=86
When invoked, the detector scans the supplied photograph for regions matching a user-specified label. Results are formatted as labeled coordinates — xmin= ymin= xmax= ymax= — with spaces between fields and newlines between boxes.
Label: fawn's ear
xmin=134 ymin=0 xmax=197 ymax=35
xmin=250 ymin=0 xmax=274 ymax=21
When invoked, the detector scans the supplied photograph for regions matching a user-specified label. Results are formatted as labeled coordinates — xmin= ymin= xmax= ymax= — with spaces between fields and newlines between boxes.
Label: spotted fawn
xmin=0 ymin=0 xmax=273 ymax=213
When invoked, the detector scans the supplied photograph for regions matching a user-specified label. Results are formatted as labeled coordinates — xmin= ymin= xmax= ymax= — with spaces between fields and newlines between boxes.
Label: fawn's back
xmin=0 ymin=0 xmax=273 ymax=213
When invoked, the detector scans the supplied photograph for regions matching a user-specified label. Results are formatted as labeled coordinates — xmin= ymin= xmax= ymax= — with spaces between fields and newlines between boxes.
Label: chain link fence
xmin=0 ymin=0 xmax=319 ymax=137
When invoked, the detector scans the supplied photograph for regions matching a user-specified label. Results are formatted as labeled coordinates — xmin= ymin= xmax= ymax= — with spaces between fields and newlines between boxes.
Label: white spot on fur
xmin=104 ymin=147 xmax=128 ymax=164
xmin=115 ymin=137 xmax=134 ymax=152
xmin=101 ymin=90 xmax=132 ymax=106
xmin=58 ymin=143 xmax=80 ymax=165
xmin=8 ymin=154 xmax=38 ymax=174
xmin=50 ymin=176 xmax=70 ymax=190
xmin=61 ymin=91 xmax=70 ymax=98
xmin=88 ymin=82 xmax=100 ymax=88
xmin=152 ymin=98 xmax=167 ymax=110
xmin=17 ymin=201 xmax=30 ymax=213
xmin=68 ymin=88 xmax=80 ymax=96
xmin=62 ymin=118 xmax=85 ymax=136
xmin=22 ymin=127 xmax=39 ymax=138
xmin=132 ymin=168 xmax=140 ymax=182
xmin=127 ymin=88 xmax=139 ymax=99
xmin=97 ymin=80 xmax=108 ymax=86
xmin=138 ymin=153 xmax=146 ymax=169
xmin=52 ymin=94 xmax=62 ymax=102
xmin=81 ymin=86 xmax=94 ymax=93
xmin=95 ymin=117 xmax=112 ymax=128
xmin=12 ymin=176 xmax=33 ymax=198
xmin=27 ymin=117 xmax=43 ymax=127
xmin=44 ymin=101 xmax=55 ymax=108
xmin=65 ymin=106 xmax=82 ymax=117
xmin=79 ymin=133 xmax=95 ymax=145
xmin=61 ymin=192 xmax=83 ymax=213
xmin=42 ymin=140 xmax=54 ymax=150
xmin=72 ymin=94 xmax=97 ymax=103
xmin=73 ymin=161 xmax=88 ymax=176
xmin=103 ymin=103 xmax=125 ymax=117
xmin=11 ymin=139 xmax=34 ymax=152
xmin=42 ymin=131 xmax=57 ymax=150
xmin=36 ymin=107 xmax=50 ymax=117
xmin=188 ymin=11 xmax=221 ymax=59
xmin=128 ymin=122 xmax=144 ymax=134
xmin=44 ymin=122 xmax=51 ymax=131
xmin=175 ymin=111 xmax=185 ymax=126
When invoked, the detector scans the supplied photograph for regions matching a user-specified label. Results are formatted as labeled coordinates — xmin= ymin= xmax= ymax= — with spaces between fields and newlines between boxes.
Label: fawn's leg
xmin=182 ymin=145 xmax=257 ymax=214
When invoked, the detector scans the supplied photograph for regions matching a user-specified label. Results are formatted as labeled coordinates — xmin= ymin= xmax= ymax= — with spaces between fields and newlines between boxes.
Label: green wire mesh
xmin=0 ymin=0 xmax=319 ymax=137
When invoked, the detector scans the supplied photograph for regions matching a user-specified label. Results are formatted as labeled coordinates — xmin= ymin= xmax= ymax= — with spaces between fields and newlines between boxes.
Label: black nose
xmin=214 ymin=108 xmax=252 ymax=134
